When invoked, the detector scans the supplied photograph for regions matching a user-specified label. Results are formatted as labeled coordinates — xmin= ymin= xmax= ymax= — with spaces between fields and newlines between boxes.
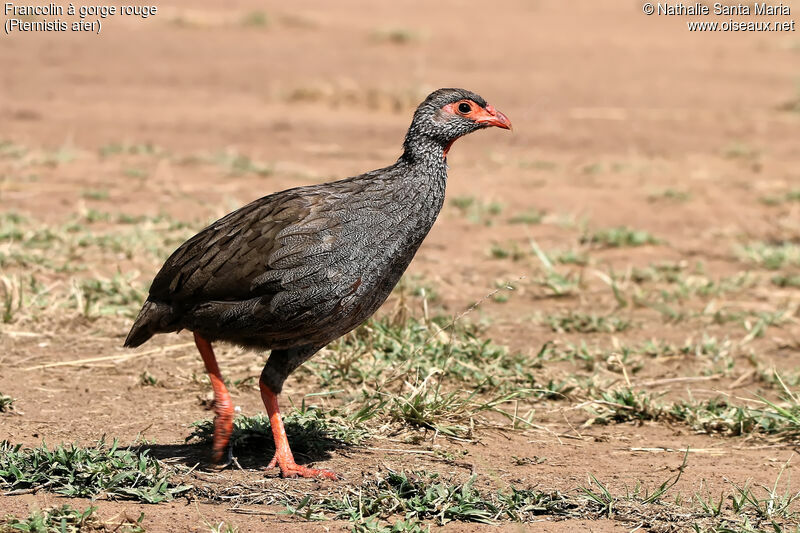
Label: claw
xmin=212 ymin=441 xmax=235 ymax=469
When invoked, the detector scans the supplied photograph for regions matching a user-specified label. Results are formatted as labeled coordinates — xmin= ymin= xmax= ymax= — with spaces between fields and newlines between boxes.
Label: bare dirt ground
xmin=1 ymin=1 xmax=799 ymax=531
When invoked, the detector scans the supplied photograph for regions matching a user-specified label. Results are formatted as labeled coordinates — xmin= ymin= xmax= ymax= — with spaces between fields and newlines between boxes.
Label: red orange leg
xmin=258 ymin=379 xmax=338 ymax=480
xmin=194 ymin=332 xmax=234 ymax=463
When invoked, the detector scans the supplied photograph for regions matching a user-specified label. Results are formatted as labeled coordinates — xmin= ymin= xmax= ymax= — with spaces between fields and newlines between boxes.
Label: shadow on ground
xmin=139 ymin=417 xmax=356 ymax=470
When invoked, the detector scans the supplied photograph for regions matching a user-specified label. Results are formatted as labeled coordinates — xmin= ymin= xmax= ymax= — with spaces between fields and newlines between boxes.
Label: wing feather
xmin=147 ymin=184 xmax=367 ymax=323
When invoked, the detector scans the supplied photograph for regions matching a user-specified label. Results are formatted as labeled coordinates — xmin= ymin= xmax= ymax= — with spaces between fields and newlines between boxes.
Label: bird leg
xmin=194 ymin=332 xmax=234 ymax=464
xmin=258 ymin=378 xmax=338 ymax=480
xmin=266 ymin=454 xmax=278 ymax=470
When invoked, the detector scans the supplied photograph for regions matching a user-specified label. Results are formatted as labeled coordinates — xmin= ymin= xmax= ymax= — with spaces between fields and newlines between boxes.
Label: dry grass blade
xmin=23 ymin=342 xmax=193 ymax=370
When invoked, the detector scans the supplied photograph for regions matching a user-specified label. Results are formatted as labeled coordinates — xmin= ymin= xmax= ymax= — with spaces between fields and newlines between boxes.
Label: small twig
xmin=1 ymin=330 xmax=47 ymax=338
xmin=561 ymin=410 xmax=584 ymax=441
xmin=524 ymin=422 xmax=564 ymax=445
xmin=365 ymin=447 xmax=435 ymax=455
xmin=629 ymin=447 xmax=725 ymax=455
xmin=228 ymin=508 xmax=283 ymax=516
xmin=2 ymin=488 xmax=35 ymax=496
xmin=608 ymin=355 xmax=631 ymax=388
xmin=583 ymin=400 xmax=635 ymax=410
xmin=24 ymin=342 xmax=193 ymax=370
xmin=729 ymin=369 xmax=756 ymax=389
xmin=635 ymin=374 xmax=723 ymax=388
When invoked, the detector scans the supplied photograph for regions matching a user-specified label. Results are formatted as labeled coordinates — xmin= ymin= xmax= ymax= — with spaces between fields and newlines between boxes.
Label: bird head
xmin=403 ymin=88 xmax=511 ymax=160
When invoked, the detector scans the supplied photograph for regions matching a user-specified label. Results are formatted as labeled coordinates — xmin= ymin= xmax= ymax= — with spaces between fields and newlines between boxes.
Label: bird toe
xmin=279 ymin=463 xmax=339 ymax=480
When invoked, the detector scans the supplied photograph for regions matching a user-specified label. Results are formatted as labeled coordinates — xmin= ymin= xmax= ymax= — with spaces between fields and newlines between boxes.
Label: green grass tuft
xmin=288 ymin=471 xmax=574 ymax=526
xmin=772 ymin=273 xmax=800 ymax=288
xmin=581 ymin=374 xmax=800 ymax=440
xmin=581 ymin=226 xmax=661 ymax=248
xmin=0 ymin=438 xmax=191 ymax=503
xmin=0 ymin=393 xmax=15 ymax=413
xmin=587 ymin=389 xmax=664 ymax=424
xmin=449 ymin=196 xmax=504 ymax=226
xmin=240 ymin=10 xmax=269 ymax=28
xmin=508 ymin=208 xmax=545 ymax=225
xmin=735 ymin=242 xmax=800 ymax=270
xmin=385 ymin=380 xmax=528 ymax=439
xmin=0 ymin=504 xmax=144 ymax=533
xmin=310 ymin=315 xmax=540 ymax=394
xmin=370 ymin=27 xmax=423 ymax=45
xmin=545 ymin=312 xmax=632 ymax=334
xmin=647 ymin=188 xmax=692 ymax=203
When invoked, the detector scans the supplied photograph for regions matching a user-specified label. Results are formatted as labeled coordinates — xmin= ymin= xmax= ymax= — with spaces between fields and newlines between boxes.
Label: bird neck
xmin=401 ymin=117 xmax=454 ymax=160
xmin=398 ymin=141 xmax=448 ymax=192
xmin=398 ymin=127 xmax=451 ymax=210
xmin=390 ymin=150 xmax=448 ymax=225
xmin=401 ymin=135 xmax=450 ymax=168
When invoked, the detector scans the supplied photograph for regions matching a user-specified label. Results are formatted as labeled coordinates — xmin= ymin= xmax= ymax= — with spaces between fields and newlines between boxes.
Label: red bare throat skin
xmin=443 ymin=139 xmax=456 ymax=158
xmin=194 ymin=332 xmax=234 ymax=463
xmin=259 ymin=378 xmax=339 ymax=480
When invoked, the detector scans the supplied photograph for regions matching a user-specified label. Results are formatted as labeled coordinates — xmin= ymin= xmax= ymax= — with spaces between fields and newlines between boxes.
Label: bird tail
xmin=124 ymin=300 xmax=177 ymax=348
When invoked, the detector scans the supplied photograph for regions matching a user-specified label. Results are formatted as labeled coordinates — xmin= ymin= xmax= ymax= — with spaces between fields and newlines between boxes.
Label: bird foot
xmin=259 ymin=382 xmax=337 ymax=480
xmin=265 ymin=452 xmax=336 ymax=479
xmin=210 ymin=442 xmax=234 ymax=469
xmin=278 ymin=461 xmax=339 ymax=480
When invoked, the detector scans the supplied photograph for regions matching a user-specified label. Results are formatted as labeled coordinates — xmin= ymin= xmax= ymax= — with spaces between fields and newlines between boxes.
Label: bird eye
xmin=457 ymin=102 xmax=472 ymax=114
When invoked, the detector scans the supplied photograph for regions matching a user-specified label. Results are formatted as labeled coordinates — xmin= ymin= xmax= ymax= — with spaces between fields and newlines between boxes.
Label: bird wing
xmin=147 ymin=177 xmax=393 ymax=323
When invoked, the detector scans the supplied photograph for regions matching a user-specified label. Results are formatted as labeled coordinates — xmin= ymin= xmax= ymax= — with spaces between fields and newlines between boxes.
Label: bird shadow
xmin=138 ymin=416 xmax=354 ymax=470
